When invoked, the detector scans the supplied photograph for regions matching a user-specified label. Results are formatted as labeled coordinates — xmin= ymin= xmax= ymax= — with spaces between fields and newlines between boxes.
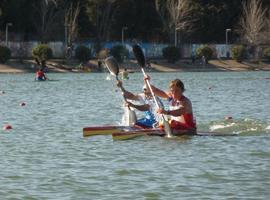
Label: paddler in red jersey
xmin=35 ymin=68 xmax=48 ymax=81
xmin=144 ymin=76 xmax=197 ymax=135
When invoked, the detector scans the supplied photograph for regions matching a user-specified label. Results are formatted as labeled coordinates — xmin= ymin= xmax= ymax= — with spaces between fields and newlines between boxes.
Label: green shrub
xmin=263 ymin=47 xmax=270 ymax=61
xmin=32 ymin=44 xmax=53 ymax=62
xmin=0 ymin=46 xmax=11 ymax=63
xmin=162 ymin=46 xmax=180 ymax=63
xmin=75 ymin=45 xmax=92 ymax=62
xmin=196 ymin=45 xmax=213 ymax=63
xmin=231 ymin=45 xmax=246 ymax=62
xmin=110 ymin=45 xmax=129 ymax=63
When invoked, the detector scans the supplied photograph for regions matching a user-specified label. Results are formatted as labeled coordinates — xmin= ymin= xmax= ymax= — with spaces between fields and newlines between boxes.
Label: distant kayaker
xmin=35 ymin=68 xmax=48 ymax=81
xmin=121 ymin=68 xmax=129 ymax=80
xmin=116 ymin=80 xmax=163 ymax=128
xmin=144 ymin=75 xmax=197 ymax=135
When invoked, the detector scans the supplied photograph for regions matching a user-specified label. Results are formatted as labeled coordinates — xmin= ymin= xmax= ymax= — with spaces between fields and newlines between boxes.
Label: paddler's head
xmin=169 ymin=79 xmax=185 ymax=99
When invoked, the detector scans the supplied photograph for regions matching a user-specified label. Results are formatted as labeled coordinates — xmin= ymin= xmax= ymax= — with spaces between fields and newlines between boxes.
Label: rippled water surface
xmin=0 ymin=72 xmax=270 ymax=199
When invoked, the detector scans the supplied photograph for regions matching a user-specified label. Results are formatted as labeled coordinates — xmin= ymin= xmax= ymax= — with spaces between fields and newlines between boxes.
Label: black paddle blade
xmin=132 ymin=44 xmax=145 ymax=67
xmin=104 ymin=56 xmax=119 ymax=76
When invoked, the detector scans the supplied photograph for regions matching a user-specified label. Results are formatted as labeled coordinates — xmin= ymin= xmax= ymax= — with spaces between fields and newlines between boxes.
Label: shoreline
xmin=0 ymin=59 xmax=270 ymax=73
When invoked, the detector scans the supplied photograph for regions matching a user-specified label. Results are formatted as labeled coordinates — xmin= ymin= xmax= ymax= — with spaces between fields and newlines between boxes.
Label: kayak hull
xmin=112 ymin=129 xmax=238 ymax=140
xmin=112 ymin=129 xmax=165 ymax=140
xmin=83 ymin=125 xmax=143 ymax=137
xmin=83 ymin=125 xmax=238 ymax=139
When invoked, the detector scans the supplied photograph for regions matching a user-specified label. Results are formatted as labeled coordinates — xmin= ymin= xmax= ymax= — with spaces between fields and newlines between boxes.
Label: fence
xmin=0 ymin=41 xmax=232 ymax=59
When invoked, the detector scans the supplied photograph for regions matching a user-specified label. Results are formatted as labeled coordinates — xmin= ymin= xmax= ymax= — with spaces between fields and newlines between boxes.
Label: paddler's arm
xmin=126 ymin=101 xmax=150 ymax=111
xmin=158 ymin=107 xmax=185 ymax=116
xmin=42 ymin=72 xmax=49 ymax=80
xmin=116 ymin=80 xmax=139 ymax=100
xmin=144 ymin=75 xmax=169 ymax=99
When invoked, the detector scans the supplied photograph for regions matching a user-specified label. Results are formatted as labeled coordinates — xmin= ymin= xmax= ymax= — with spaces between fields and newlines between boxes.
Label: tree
xmin=239 ymin=0 xmax=268 ymax=48
xmin=266 ymin=14 xmax=270 ymax=44
xmin=105 ymin=0 xmax=163 ymax=42
xmin=181 ymin=0 xmax=247 ymax=43
xmin=86 ymin=0 xmax=116 ymax=44
xmin=65 ymin=2 xmax=81 ymax=46
xmin=32 ymin=0 xmax=61 ymax=42
xmin=155 ymin=0 xmax=193 ymax=44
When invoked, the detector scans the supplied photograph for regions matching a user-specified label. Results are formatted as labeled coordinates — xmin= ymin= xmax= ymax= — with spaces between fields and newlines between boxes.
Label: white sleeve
xmin=136 ymin=93 xmax=145 ymax=104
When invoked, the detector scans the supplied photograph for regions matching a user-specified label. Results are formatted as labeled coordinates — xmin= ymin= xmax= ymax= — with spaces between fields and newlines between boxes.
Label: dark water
xmin=0 ymin=72 xmax=269 ymax=199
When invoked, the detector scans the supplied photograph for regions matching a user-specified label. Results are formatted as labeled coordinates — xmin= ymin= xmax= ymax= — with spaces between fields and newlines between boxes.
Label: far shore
xmin=0 ymin=58 xmax=270 ymax=74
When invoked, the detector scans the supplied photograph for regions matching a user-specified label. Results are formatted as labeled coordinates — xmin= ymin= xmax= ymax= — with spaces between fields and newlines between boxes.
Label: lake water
xmin=0 ymin=72 xmax=270 ymax=199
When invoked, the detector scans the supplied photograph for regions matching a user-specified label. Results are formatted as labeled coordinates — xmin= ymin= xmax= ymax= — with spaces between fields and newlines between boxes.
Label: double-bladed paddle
xmin=132 ymin=44 xmax=173 ymax=138
xmin=104 ymin=56 xmax=137 ymax=126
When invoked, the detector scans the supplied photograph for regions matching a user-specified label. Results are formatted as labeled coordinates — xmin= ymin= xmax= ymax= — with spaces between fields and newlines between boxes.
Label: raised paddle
xmin=132 ymin=44 xmax=173 ymax=138
xmin=104 ymin=56 xmax=137 ymax=126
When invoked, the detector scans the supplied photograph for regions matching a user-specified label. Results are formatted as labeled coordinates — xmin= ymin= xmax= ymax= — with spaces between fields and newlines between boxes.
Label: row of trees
xmin=0 ymin=0 xmax=270 ymax=63
xmin=1 ymin=0 xmax=269 ymax=44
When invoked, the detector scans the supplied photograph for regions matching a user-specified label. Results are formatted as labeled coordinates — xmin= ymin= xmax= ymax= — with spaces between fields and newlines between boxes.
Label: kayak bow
xmin=83 ymin=125 xmax=146 ymax=137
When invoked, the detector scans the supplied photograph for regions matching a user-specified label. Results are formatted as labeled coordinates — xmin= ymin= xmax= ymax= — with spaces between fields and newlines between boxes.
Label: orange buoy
xmin=3 ymin=124 xmax=12 ymax=130
xmin=225 ymin=116 xmax=233 ymax=120
xmin=20 ymin=102 xmax=26 ymax=106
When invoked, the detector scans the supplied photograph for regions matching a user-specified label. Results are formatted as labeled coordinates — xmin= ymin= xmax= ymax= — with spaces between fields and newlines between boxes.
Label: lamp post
xmin=226 ymin=28 xmax=231 ymax=58
xmin=5 ymin=23 xmax=12 ymax=47
xmin=175 ymin=27 xmax=181 ymax=47
xmin=121 ymin=26 xmax=128 ymax=46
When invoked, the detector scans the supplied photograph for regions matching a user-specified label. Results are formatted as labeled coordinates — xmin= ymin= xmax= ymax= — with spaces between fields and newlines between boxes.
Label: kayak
xmin=112 ymin=129 xmax=238 ymax=140
xmin=112 ymin=129 xmax=165 ymax=140
xmin=83 ymin=125 xmax=143 ymax=137
xmin=83 ymin=125 xmax=238 ymax=139
xmin=34 ymin=79 xmax=59 ymax=82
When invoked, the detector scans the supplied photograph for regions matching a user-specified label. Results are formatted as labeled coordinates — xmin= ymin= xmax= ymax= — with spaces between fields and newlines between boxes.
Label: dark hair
xmin=169 ymin=79 xmax=185 ymax=92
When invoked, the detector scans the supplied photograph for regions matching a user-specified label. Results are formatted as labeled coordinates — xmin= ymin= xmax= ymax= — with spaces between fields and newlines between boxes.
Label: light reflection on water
xmin=0 ymin=72 xmax=270 ymax=199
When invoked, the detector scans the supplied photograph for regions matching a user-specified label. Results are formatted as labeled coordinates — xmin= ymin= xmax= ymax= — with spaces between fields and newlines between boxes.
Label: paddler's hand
xmin=116 ymin=80 xmax=122 ymax=88
xmin=157 ymin=108 xmax=169 ymax=115
xmin=125 ymin=101 xmax=134 ymax=108
xmin=144 ymin=74 xmax=150 ymax=82
xmin=116 ymin=80 xmax=125 ymax=91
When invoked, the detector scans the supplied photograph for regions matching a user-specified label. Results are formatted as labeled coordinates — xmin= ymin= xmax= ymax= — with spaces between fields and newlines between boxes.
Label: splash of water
xmin=106 ymin=75 xmax=111 ymax=80
xmin=121 ymin=107 xmax=129 ymax=126
xmin=209 ymin=118 xmax=269 ymax=135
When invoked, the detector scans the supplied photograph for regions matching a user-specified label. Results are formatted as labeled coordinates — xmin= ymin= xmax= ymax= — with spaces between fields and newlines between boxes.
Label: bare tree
xmin=86 ymin=0 xmax=116 ymax=43
xmin=33 ymin=0 xmax=60 ymax=42
xmin=267 ymin=14 xmax=270 ymax=44
xmin=239 ymin=0 xmax=268 ymax=46
xmin=155 ymin=0 xmax=170 ymax=32
xmin=65 ymin=2 xmax=80 ymax=47
xmin=155 ymin=0 xmax=193 ymax=45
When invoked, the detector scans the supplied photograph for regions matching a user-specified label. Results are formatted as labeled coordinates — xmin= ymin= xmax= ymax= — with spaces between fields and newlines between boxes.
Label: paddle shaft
xmin=141 ymin=68 xmax=173 ymax=138
xmin=115 ymin=75 xmax=132 ymax=110
xmin=132 ymin=44 xmax=173 ymax=137
xmin=141 ymin=68 xmax=166 ymax=117
xmin=104 ymin=57 xmax=136 ymax=126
